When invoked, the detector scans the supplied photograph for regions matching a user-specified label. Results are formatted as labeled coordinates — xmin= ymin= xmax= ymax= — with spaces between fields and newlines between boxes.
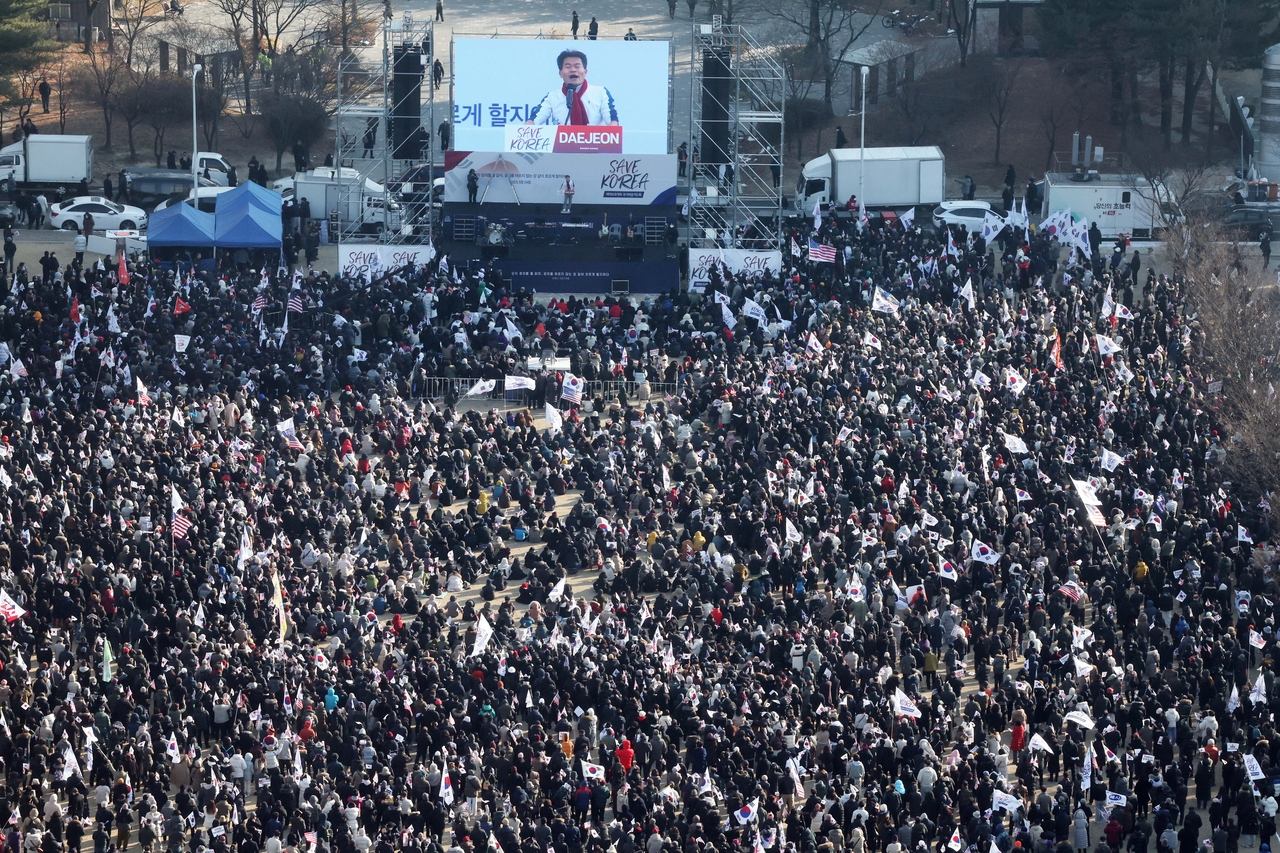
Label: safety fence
xmin=417 ymin=376 xmax=681 ymax=408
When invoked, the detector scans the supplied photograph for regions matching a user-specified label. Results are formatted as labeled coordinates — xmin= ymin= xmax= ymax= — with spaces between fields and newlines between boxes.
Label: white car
xmin=153 ymin=186 xmax=237 ymax=214
xmin=932 ymin=200 xmax=1005 ymax=235
xmin=49 ymin=196 xmax=148 ymax=232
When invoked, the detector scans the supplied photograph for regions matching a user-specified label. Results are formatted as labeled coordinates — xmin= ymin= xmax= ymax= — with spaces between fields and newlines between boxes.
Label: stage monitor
xmin=452 ymin=38 xmax=670 ymax=155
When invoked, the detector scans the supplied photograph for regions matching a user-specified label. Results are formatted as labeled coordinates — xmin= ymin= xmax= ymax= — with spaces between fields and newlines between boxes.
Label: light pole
xmin=191 ymin=64 xmax=203 ymax=204
xmin=859 ymin=65 xmax=868 ymax=226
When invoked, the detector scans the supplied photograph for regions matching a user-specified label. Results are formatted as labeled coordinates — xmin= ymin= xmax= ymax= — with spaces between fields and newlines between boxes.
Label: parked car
xmin=1221 ymin=206 xmax=1276 ymax=241
xmin=153 ymin=186 xmax=237 ymax=214
xmin=121 ymin=169 xmax=218 ymax=210
xmin=932 ymin=200 xmax=1004 ymax=235
xmin=49 ymin=196 xmax=148 ymax=232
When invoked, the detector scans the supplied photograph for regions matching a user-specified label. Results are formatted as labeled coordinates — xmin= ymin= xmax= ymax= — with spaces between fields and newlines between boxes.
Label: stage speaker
xmin=700 ymin=47 xmax=731 ymax=166
xmin=611 ymin=279 xmax=630 ymax=295
xmin=392 ymin=44 xmax=424 ymax=160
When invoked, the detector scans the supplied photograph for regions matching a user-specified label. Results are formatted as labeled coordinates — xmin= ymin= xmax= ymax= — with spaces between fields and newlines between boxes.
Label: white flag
xmin=1002 ymin=432 xmax=1029 ymax=454
xmin=548 ymin=577 xmax=567 ymax=602
xmin=1064 ymin=710 xmax=1095 ymax=729
xmin=505 ymin=375 xmax=537 ymax=391
xmin=545 ymin=404 xmax=563 ymax=434
xmin=742 ymin=298 xmax=768 ymax=324
xmin=471 ymin=614 xmax=494 ymax=658
xmin=466 ymin=379 xmax=496 ymax=397
xmin=785 ymin=518 xmax=802 ymax=543
xmin=1251 ymin=672 xmax=1267 ymax=704
xmin=174 ymin=334 xmax=191 ymax=353
xmin=959 ymin=278 xmax=975 ymax=310
xmin=892 ymin=689 xmax=921 ymax=718
xmin=992 ymin=790 xmax=1022 ymax=813
xmin=1101 ymin=449 xmax=1124 ymax=472
xmin=1028 ymin=733 xmax=1054 ymax=753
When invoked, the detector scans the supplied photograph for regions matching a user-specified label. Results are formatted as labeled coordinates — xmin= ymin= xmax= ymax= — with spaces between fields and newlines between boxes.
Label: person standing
xmin=677 ymin=142 xmax=687 ymax=178
xmin=587 ymin=16 xmax=598 ymax=39
xmin=438 ymin=120 xmax=451 ymax=152
xmin=623 ymin=27 xmax=637 ymax=40
xmin=466 ymin=169 xmax=478 ymax=204
xmin=667 ymin=0 xmax=676 ymax=17
xmin=571 ymin=11 xmax=579 ymax=38
xmin=435 ymin=0 xmax=443 ymax=20
xmin=1262 ymin=227 xmax=1272 ymax=269
xmin=38 ymin=78 xmax=51 ymax=114
xmin=433 ymin=58 xmax=444 ymax=90
xmin=362 ymin=118 xmax=377 ymax=159
xmin=1128 ymin=248 xmax=1141 ymax=287
xmin=561 ymin=174 xmax=575 ymax=213
xmin=835 ymin=126 xmax=847 ymax=148
xmin=3 ymin=232 xmax=15 ymax=276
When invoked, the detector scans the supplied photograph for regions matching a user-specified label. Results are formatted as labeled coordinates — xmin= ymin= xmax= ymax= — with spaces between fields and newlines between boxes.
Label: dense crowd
xmin=0 ymin=203 xmax=1273 ymax=853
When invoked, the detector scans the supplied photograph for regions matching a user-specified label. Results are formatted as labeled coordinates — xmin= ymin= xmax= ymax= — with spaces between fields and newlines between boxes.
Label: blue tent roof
xmin=145 ymin=202 xmax=216 ymax=247
xmin=215 ymin=181 xmax=282 ymax=214
xmin=214 ymin=202 xmax=282 ymax=249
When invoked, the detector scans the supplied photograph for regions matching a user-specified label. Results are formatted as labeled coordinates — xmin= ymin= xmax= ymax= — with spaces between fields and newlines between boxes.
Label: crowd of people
xmin=0 ymin=200 xmax=1273 ymax=853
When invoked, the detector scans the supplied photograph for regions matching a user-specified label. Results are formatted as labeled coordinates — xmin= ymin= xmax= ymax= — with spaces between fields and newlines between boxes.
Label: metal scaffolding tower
xmin=333 ymin=14 xmax=436 ymax=246
xmin=686 ymin=23 xmax=785 ymax=250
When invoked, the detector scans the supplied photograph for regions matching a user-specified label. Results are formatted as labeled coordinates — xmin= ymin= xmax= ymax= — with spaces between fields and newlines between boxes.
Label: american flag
xmin=136 ymin=378 xmax=151 ymax=406
xmin=171 ymin=514 xmax=193 ymax=539
xmin=561 ymin=374 xmax=584 ymax=405
xmin=252 ymin=293 xmax=267 ymax=313
xmin=287 ymin=295 xmax=304 ymax=313
xmin=286 ymin=433 xmax=304 ymax=451
xmin=808 ymin=238 xmax=837 ymax=263
xmin=1057 ymin=581 xmax=1085 ymax=603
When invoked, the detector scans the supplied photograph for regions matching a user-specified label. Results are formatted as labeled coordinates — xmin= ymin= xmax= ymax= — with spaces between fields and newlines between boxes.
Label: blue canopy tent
xmin=214 ymin=181 xmax=281 ymax=215
xmin=145 ymin=202 xmax=216 ymax=247
xmin=214 ymin=202 xmax=282 ymax=249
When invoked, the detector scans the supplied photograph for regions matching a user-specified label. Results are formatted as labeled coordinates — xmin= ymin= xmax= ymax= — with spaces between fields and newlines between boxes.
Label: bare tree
xmin=259 ymin=0 xmax=328 ymax=55
xmin=211 ymin=0 xmax=256 ymax=115
xmin=984 ymin=59 xmax=1021 ymax=165
xmin=197 ymin=83 xmax=229 ymax=149
xmin=771 ymin=0 xmax=884 ymax=108
xmin=1170 ymin=221 xmax=1280 ymax=498
xmin=947 ymin=0 xmax=977 ymax=67
xmin=80 ymin=0 xmax=114 ymax=53
xmin=1039 ymin=80 xmax=1068 ymax=172
xmin=52 ymin=51 xmax=72 ymax=133
xmin=115 ymin=0 xmax=165 ymax=67
xmin=77 ymin=48 xmax=125 ymax=148
xmin=112 ymin=65 xmax=153 ymax=159
xmin=143 ymin=76 xmax=186 ymax=166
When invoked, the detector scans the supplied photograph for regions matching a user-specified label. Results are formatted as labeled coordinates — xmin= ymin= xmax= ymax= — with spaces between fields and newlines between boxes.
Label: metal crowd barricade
xmin=417 ymin=377 xmax=681 ymax=408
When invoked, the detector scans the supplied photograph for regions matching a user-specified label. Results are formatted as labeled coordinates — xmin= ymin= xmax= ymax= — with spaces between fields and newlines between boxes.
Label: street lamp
xmin=859 ymin=65 xmax=868 ymax=227
xmin=191 ymin=64 xmax=203 ymax=205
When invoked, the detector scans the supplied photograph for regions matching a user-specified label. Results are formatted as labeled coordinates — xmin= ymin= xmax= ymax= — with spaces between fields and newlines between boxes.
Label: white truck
xmin=1041 ymin=172 xmax=1181 ymax=239
xmin=0 ymin=135 xmax=93 ymax=190
xmin=293 ymin=173 xmax=403 ymax=236
xmin=795 ymin=145 xmax=945 ymax=212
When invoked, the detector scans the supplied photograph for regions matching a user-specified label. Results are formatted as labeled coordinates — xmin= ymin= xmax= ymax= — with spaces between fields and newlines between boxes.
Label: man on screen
xmin=527 ymin=50 xmax=619 ymax=127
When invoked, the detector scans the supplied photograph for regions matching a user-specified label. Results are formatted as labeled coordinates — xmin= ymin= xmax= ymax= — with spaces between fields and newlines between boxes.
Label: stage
xmin=440 ymin=202 xmax=681 ymax=293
